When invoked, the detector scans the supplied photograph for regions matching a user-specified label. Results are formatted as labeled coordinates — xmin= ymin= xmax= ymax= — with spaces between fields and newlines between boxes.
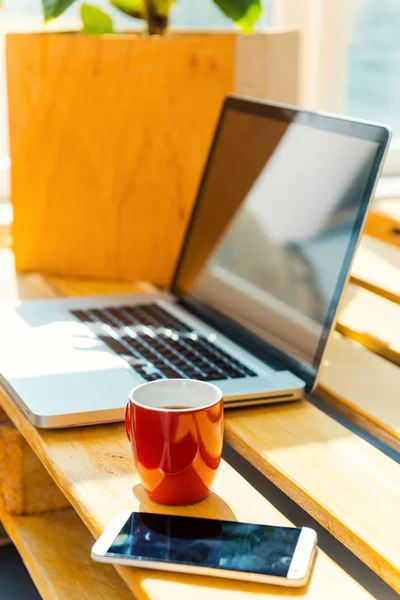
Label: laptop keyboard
xmin=71 ymin=303 xmax=257 ymax=382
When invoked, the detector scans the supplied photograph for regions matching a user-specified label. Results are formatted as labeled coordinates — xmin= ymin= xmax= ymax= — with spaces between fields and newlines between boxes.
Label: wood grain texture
xmin=7 ymin=32 xmax=234 ymax=285
xmin=0 ymin=388 xmax=375 ymax=600
xmin=0 ymin=507 xmax=134 ymax=600
xmin=224 ymin=400 xmax=400 ymax=592
xmin=0 ymin=420 xmax=69 ymax=514
xmin=7 ymin=30 xmax=298 ymax=286
xmin=351 ymin=235 xmax=400 ymax=304
xmin=365 ymin=197 xmax=400 ymax=247
xmin=336 ymin=282 xmax=400 ymax=367
xmin=318 ymin=332 xmax=400 ymax=452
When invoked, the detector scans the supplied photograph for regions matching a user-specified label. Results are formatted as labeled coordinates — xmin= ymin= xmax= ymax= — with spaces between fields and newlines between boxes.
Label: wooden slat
xmin=365 ymin=197 xmax=400 ymax=247
xmin=0 ymin=507 xmax=134 ymax=600
xmin=0 ymin=390 xmax=376 ymax=600
xmin=336 ymin=283 xmax=400 ymax=367
xmin=351 ymin=235 xmax=400 ymax=304
xmin=224 ymin=400 xmax=400 ymax=592
xmin=0 ymin=419 xmax=69 ymax=514
xmin=318 ymin=332 xmax=400 ymax=451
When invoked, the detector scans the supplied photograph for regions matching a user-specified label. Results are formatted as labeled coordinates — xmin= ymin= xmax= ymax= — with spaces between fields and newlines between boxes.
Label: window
xmin=274 ymin=0 xmax=400 ymax=181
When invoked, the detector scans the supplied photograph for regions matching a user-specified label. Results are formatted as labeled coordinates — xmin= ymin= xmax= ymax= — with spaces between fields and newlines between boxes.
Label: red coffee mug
xmin=125 ymin=379 xmax=224 ymax=505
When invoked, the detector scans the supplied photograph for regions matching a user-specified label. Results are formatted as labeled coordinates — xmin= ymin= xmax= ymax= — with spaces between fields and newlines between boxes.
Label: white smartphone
xmin=91 ymin=511 xmax=317 ymax=587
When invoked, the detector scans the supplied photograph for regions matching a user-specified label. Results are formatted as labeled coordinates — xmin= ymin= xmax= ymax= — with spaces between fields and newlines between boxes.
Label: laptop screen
xmin=172 ymin=97 xmax=389 ymax=374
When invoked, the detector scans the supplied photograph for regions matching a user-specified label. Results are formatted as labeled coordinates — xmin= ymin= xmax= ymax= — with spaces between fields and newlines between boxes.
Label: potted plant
xmin=7 ymin=1 xmax=299 ymax=286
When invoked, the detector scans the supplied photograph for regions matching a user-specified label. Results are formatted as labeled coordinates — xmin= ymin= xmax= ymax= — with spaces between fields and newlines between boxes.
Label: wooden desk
xmin=0 ymin=252 xmax=378 ymax=600
xmin=1 ymin=202 xmax=400 ymax=599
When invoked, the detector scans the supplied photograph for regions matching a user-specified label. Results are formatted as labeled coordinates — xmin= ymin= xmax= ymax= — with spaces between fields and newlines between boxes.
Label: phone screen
xmin=105 ymin=513 xmax=302 ymax=577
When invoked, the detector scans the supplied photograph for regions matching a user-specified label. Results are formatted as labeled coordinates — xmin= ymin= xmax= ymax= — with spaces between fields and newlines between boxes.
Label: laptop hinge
xmin=176 ymin=297 xmax=316 ymax=391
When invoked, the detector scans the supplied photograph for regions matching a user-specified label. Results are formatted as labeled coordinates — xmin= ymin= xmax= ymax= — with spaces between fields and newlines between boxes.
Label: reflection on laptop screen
xmin=174 ymin=100 xmax=384 ymax=368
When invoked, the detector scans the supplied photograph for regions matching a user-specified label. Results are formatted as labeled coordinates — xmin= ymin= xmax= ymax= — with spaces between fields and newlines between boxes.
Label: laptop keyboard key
xmin=71 ymin=310 xmax=95 ymax=323
xmin=161 ymin=367 xmax=183 ymax=378
xmin=70 ymin=303 xmax=260 ymax=383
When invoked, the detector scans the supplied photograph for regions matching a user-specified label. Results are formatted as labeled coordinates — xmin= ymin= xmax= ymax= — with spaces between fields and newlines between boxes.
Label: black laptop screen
xmin=173 ymin=98 xmax=388 ymax=372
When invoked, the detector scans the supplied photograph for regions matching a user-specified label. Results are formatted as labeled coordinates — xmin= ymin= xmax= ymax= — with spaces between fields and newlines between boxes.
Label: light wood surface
xmin=336 ymin=282 xmax=400 ymax=367
xmin=0 ymin=269 xmax=398 ymax=596
xmin=0 ymin=419 xmax=69 ymax=514
xmin=0 ymin=389 xmax=376 ymax=600
xmin=0 ymin=253 xmax=379 ymax=599
xmin=224 ymin=400 xmax=400 ymax=592
xmin=317 ymin=332 xmax=400 ymax=451
xmin=0 ymin=507 xmax=134 ymax=600
xmin=365 ymin=197 xmax=400 ymax=247
xmin=7 ymin=30 xmax=298 ymax=286
xmin=351 ymin=235 xmax=400 ymax=304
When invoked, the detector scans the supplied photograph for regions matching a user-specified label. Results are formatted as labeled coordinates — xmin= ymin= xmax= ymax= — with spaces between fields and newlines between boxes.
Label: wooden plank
xmin=0 ymin=419 xmax=69 ymax=514
xmin=336 ymin=282 xmax=400 ymax=367
xmin=224 ymin=400 xmax=400 ymax=592
xmin=0 ymin=390 xmax=376 ymax=600
xmin=351 ymin=235 xmax=400 ymax=304
xmin=0 ymin=507 xmax=134 ymax=600
xmin=365 ymin=197 xmax=400 ymax=247
xmin=318 ymin=332 xmax=400 ymax=452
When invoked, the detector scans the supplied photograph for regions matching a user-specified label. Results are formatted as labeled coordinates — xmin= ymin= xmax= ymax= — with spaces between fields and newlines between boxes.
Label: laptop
xmin=0 ymin=96 xmax=390 ymax=428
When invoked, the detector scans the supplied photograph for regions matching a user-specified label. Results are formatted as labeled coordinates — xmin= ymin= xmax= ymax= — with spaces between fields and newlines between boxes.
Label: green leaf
xmin=152 ymin=0 xmax=176 ymax=18
xmin=42 ymin=0 xmax=77 ymax=22
xmin=212 ymin=0 xmax=262 ymax=33
xmin=109 ymin=0 xmax=145 ymax=19
xmin=81 ymin=3 xmax=115 ymax=34
xmin=109 ymin=0 xmax=175 ymax=19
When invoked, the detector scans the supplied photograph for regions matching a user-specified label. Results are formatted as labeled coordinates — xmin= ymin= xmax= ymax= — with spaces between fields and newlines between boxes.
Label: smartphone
xmin=91 ymin=511 xmax=317 ymax=587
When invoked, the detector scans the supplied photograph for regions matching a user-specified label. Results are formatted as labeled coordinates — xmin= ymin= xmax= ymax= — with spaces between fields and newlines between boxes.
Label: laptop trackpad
xmin=7 ymin=368 xmax=137 ymax=418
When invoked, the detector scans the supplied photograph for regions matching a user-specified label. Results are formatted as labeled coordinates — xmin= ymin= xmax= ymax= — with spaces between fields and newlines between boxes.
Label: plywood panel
xmin=7 ymin=30 xmax=299 ymax=286
xmin=7 ymin=33 xmax=235 ymax=285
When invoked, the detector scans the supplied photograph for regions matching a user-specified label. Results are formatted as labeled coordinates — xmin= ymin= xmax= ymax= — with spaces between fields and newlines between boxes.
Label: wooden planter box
xmin=7 ymin=30 xmax=299 ymax=287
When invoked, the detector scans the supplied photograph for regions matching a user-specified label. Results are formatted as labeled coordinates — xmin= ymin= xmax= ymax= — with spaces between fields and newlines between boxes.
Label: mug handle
xmin=125 ymin=401 xmax=131 ymax=442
